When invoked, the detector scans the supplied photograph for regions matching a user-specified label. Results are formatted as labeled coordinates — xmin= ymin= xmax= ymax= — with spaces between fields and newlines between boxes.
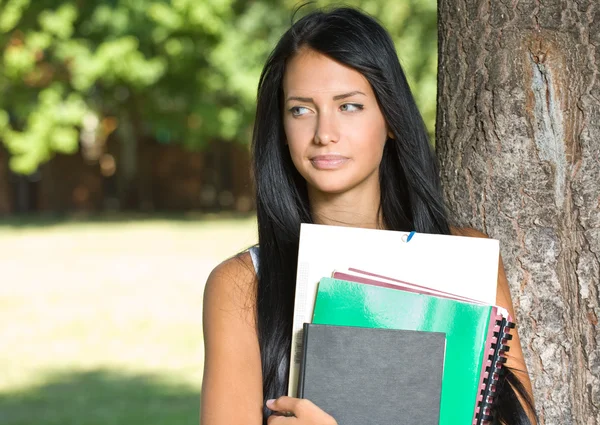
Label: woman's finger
xmin=267 ymin=397 xmax=336 ymax=424
xmin=267 ymin=396 xmax=308 ymax=416
xmin=266 ymin=414 xmax=295 ymax=425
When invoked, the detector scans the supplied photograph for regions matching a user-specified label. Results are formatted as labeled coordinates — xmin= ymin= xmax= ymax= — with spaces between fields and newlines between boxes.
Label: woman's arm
xmin=201 ymin=253 xmax=264 ymax=425
xmin=495 ymin=253 xmax=534 ymax=398
xmin=453 ymin=227 xmax=536 ymax=422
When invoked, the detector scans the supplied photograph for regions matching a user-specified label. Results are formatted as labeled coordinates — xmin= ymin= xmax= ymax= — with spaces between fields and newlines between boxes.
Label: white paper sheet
xmin=288 ymin=223 xmax=500 ymax=396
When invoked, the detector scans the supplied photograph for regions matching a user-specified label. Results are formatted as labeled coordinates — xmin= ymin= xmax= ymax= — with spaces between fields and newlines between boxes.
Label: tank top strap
xmin=248 ymin=245 xmax=259 ymax=274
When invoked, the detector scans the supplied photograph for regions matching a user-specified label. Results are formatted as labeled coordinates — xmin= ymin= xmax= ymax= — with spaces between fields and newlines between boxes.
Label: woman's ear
xmin=386 ymin=123 xmax=395 ymax=140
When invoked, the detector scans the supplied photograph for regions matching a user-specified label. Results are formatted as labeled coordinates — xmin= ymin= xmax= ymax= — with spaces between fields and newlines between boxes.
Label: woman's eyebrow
xmin=286 ymin=96 xmax=314 ymax=103
xmin=285 ymin=91 xmax=366 ymax=103
xmin=332 ymin=91 xmax=366 ymax=100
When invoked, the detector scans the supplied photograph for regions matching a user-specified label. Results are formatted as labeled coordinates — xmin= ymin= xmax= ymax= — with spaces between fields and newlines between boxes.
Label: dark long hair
xmin=251 ymin=6 xmax=535 ymax=425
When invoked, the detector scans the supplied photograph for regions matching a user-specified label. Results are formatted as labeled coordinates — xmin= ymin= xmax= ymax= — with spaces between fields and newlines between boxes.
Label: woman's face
xmin=282 ymin=48 xmax=389 ymax=197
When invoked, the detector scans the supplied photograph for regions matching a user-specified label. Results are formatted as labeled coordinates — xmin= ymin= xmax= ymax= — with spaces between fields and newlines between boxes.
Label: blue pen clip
xmin=406 ymin=230 xmax=416 ymax=242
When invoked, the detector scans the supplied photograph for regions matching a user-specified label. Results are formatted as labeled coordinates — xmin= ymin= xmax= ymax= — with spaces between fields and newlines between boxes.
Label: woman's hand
xmin=266 ymin=397 xmax=337 ymax=425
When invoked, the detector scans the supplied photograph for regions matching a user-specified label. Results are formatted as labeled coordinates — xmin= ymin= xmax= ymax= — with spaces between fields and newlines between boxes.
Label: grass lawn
xmin=0 ymin=215 xmax=257 ymax=425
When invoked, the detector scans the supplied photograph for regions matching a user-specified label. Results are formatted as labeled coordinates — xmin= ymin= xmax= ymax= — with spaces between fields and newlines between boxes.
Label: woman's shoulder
xmin=208 ymin=250 xmax=256 ymax=282
xmin=203 ymin=250 xmax=258 ymax=321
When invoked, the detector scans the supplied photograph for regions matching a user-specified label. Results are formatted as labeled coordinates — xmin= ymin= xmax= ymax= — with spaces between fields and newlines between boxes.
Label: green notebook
xmin=312 ymin=277 xmax=495 ymax=425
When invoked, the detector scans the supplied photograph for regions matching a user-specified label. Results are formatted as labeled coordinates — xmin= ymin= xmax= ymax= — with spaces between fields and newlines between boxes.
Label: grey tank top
xmin=249 ymin=245 xmax=260 ymax=273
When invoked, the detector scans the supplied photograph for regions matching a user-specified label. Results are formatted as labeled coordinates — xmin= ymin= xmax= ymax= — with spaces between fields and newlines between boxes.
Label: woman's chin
xmin=308 ymin=182 xmax=353 ymax=196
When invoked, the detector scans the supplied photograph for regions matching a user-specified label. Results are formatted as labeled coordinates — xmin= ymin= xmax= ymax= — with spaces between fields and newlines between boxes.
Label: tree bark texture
xmin=437 ymin=1 xmax=599 ymax=424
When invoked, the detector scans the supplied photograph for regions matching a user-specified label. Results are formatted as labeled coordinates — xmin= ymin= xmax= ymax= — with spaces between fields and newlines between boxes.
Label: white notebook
xmin=288 ymin=223 xmax=500 ymax=397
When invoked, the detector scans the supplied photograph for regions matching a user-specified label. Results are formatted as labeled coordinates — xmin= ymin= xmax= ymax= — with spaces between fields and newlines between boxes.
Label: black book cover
xmin=297 ymin=323 xmax=445 ymax=425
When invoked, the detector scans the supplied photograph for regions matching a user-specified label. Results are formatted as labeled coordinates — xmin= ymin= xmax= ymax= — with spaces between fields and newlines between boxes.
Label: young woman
xmin=201 ymin=7 xmax=536 ymax=425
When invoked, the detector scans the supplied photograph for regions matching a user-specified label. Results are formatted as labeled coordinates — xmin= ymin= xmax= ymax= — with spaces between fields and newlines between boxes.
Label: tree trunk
xmin=116 ymin=114 xmax=138 ymax=211
xmin=0 ymin=144 xmax=12 ymax=215
xmin=436 ymin=1 xmax=599 ymax=424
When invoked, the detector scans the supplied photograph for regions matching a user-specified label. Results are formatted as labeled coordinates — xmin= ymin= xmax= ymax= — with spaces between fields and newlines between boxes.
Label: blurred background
xmin=0 ymin=1 xmax=436 ymax=424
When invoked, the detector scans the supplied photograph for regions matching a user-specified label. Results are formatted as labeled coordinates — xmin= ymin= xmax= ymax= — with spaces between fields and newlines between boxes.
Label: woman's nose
xmin=314 ymin=112 xmax=339 ymax=145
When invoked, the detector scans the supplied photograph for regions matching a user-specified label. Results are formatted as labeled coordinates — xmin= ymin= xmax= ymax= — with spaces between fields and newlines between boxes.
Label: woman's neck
xmin=308 ymin=184 xmax=382 ymax=230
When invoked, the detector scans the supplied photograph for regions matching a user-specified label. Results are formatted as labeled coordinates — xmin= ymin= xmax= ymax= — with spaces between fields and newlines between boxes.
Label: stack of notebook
xmin=290 ymin=224 xmax=515 ymax=425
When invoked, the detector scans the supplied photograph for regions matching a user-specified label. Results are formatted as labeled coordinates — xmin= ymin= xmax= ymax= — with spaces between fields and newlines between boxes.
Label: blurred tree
xmin=0 ymin=0 xmax=436 ymax=205
xmin=0 ymin=0 xmax=241 ymax=207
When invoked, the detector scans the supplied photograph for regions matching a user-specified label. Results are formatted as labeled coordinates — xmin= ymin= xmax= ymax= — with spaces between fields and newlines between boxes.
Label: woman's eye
xmin=290 ymin=106 xmax=309 ymax=116
xmin=340 ymin=103 xmax=364 ymax=112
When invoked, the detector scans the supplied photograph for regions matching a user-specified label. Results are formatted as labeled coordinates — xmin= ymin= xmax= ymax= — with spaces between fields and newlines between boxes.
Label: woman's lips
xmin=309 ymin=155 xmax=349 ymax=170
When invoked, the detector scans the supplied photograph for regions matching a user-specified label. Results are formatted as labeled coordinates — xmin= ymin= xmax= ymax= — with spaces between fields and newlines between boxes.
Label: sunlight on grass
xmin=0 ymin=216 xmax=257 ymax=401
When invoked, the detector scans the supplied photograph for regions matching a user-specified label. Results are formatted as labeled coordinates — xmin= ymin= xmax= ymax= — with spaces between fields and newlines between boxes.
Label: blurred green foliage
xmin=0 ymin=0 xmax=436 ymax=175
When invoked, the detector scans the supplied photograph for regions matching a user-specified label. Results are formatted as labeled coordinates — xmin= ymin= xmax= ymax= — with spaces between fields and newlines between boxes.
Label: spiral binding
xmin=473 ymin=316 xmax=515 ymax=425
